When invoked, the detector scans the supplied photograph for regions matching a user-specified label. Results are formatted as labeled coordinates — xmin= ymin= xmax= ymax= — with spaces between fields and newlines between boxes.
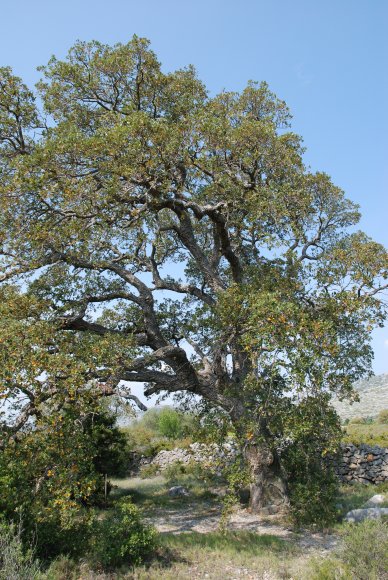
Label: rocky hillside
xmin=333 ymin=373 xmax=388 ymax=420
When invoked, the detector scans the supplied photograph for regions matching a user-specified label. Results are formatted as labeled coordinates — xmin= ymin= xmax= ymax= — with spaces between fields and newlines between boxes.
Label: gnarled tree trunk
xmin=244 ymin=442 xmax=289 ymax=514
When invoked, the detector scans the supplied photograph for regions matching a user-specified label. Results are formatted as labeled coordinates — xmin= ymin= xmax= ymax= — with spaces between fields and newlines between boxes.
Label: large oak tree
xmin=1 ymin=37 xmax=387 ymax=511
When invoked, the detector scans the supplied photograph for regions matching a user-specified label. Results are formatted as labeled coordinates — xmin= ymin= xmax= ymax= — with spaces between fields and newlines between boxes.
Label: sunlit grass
xmin=110 ymin=474 xmax=219 ymax=513
xmin=342 ymin=423 xmax=388 ymax=447
xmin=162 ymin=530 xmax=294 ymax=555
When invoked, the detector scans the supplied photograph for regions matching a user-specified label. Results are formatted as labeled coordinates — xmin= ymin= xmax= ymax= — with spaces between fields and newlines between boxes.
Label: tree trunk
xmin=244 ymin=442 xmax=289 ymax=514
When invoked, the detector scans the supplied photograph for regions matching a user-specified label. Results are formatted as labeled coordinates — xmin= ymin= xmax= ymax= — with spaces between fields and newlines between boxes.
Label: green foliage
xmin=309 ymin=556 xmax=350 ymax=579
xmin=287 ymin=478 xmax=339 ymax=529
xmin=163 ymin=460 xmax=220 ymax=491
xmin=157 ymin=408 xmax=187 ymax=439
xmin=0 ymin=521 xmax=41 ymax=580
xmin=91 ymin=499 xmax=157 ymax=569
xmin=32 ymin=512 xmax=94 ymax=562
xmin=38 ymin=556 xmax=79 ymax=580
xmin=220 ymin=458 xmax=251 ymax=530
xmin=162 ymin=461 xmax=187 ymax=484
xmin=0 ymin=402 xmax=129 ymax=559
xmin=378 ymin=409 xmax=388 ymax=424
xmin=124 ymin=424 xmax=156 ymax=452
xmin=342 ymin=423 xmax=388 ymax=447
xmin=124 ymin=407 xmax=196 ymax=456
xmin=144 ymin=407 xmax=196 ymax=440
xmin=311 ymin=520 xmax=388 ymax=580
xmin=139 ymin=463 xmax=160 ymax=479
xmin=86 ymin=411 xmax=130 ymax=478
xmin=0 ymin=35 xmax=387 ymax=519
xmin=349 ymin=416 xmax=374 ymax=424
xmin=337 ymin=520 xmax=388 ymax=580
xmin=278 ymin=397 xmax=342 ymax=527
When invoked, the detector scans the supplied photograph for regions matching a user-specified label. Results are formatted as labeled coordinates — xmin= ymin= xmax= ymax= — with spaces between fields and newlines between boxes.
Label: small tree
xmin=157 ymin=407 xmax=186 ymax=439
xmin=0 ymin=37 xmax=387 ymax=512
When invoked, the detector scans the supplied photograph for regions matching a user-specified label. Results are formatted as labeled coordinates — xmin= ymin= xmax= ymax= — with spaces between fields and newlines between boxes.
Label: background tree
xmin=0 ymin=37 xmax=387 ymax=511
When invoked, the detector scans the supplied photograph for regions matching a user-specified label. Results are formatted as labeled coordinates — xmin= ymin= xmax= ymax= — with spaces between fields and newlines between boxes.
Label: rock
xmin=344 ymin=507 xmax=388 ymax=523
xmin=168 ymin=486 xmax=190 ymax=497
xmin=260 ymin=504 xmax=280 ymax=515
xmin=364 ymin=494 xmax=386 ymax=507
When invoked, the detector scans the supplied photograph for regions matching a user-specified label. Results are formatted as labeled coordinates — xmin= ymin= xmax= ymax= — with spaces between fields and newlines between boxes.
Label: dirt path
xmin=113 ymin=477 xmax=339 ymax=556
xmin=145 ymin=503 xmax=338 ymax=553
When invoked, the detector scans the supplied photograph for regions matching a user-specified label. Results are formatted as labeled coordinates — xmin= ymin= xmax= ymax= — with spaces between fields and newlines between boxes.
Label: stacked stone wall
xmin=131 ymin=442 xmax=388 ymax=484
xmin=335 ymin=443 xmax=388 ymax=484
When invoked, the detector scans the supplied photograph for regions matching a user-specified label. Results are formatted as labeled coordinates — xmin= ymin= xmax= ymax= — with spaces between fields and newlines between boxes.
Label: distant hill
xmin=332 ymin=373 xmax=388 ymax=421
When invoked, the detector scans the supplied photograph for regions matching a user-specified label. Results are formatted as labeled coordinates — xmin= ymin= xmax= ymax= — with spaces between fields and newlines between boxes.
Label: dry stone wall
xmin=152 ymin=441 xmax=239 ymax=475
xmin=335 ymin=443 xmax=388 ymax=484
xmin=133 ymin=442 xmax=388 ymax=484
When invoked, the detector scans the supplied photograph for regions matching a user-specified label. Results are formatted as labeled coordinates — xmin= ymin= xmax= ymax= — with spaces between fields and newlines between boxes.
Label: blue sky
xmin=1 ymin=0 xmax=387 ymax=374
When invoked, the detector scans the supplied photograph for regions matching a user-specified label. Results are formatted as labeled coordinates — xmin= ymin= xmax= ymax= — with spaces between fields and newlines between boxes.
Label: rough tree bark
xmin=244 ymin=442 xmax=288 ymax=513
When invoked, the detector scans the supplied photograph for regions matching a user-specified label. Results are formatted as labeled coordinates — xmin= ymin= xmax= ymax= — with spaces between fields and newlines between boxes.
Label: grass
xmin=162 ymin=529 xmax=293 ymax=554
xmin=41 ymin=531 xmax=306 ymax=579
xmin=39 ymin=472 xmax=388 ymax=579
xmin=130 ymin=531 xmax=304 ymax=580
xmin=110 ymin=474 xmax=220 ymax=515
xmin=342 ymin=423 xmax=388 ymax=447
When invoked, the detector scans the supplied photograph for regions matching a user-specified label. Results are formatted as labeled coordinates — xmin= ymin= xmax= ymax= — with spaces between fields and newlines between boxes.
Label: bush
xmin=311 ymin=519 xmax=388 ymax=580
xmin=163 ymin=461 xmax=187 ymax=484
xmin=139 ymin=463 xmax=159 ymax=479
xmin=349 ymin=416 xmax=374 ymax=425
xmin=91 ymin=499 xmax=157 ymax=569
xmin=157 ymin=408 xmax=183 ymax=439
xmin=338 ymin=519 xmax=388 ymax=580
xmin=378 ymin=409 xmax=388 ymax=424
xmin=287 ymin=476 xmax=339 ymax=529
xmin=33 ymin=510 xmax=94 ymax=561
xmin=163 ymin=460 xmax=220 ymax=492
xmin=0 ymin=521 xmax=40 ymax=580
xmin=309 ymin=556 xmax=350 ymax=579
xmin=124 ymin=407 xmax=197 ymax=453
xmin=278 ymin=397 xmax=342 ymax=528
xmin=39 ymin=555 xmax=79 ymax=580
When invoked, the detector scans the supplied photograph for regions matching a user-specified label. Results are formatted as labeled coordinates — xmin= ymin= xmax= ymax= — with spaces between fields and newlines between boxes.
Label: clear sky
xmin=1 ymin=0 xmax=387 ymax=374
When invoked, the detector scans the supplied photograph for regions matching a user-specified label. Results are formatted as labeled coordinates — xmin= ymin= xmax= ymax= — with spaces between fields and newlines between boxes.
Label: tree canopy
xmin=1 ymin=36 xmax=387 ymax=510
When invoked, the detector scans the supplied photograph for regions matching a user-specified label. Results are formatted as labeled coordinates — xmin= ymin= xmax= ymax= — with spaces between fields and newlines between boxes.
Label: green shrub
xmin=124 ymin=407 xmax=197 ymax=453
xmin=279 ymin=397 xmax=341 ymax=528
xmin=309 ymin=556 xmax=350 ymax=579
xmin=163 ymin=460 xmax=221 ymax=492
xmin=39 ymin=556 xmax=79 ymax=580
xmin=338 ymin=519 xmax=388 ymax=580
xmin=139 ymin=463 xmax=159 ymax=479
xmin=311 ymin=519 xmax=388 ymax=580
xmin=124 ymin=423 xmax=155 ymax=450
xmin=163 ymin=461 xmax=187 ymax=484
xmin=157 ymin=408 xmax=186 ymax=439
xmin=349 ymin=416 xmax=374 ymax=425
xmin=378 ymin=409 xmax=388 ymax=424
xmin=0 ymin=521 xmax=41 ymax=580
xmin=33 ymin=510 xmax=94 ymax=561
xmin=287 ymin=476 xmax=339 ymax=529
xmin=91 ymin=499 xmax=157 ymax=568
xmin=140 ymin=408 xmax=163 ymax=432
xmin=145 ymin=436 xmax=180 ymax=457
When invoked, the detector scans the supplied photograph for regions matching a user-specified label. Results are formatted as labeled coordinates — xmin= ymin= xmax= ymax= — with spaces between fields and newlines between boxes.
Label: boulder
xmin=344 ymin=507 xmax=388 ymax=523
xmin=364 ymin=494 xmax=386 ymax=507
xmin=168 ymin=486 xmax=190 ymax=497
